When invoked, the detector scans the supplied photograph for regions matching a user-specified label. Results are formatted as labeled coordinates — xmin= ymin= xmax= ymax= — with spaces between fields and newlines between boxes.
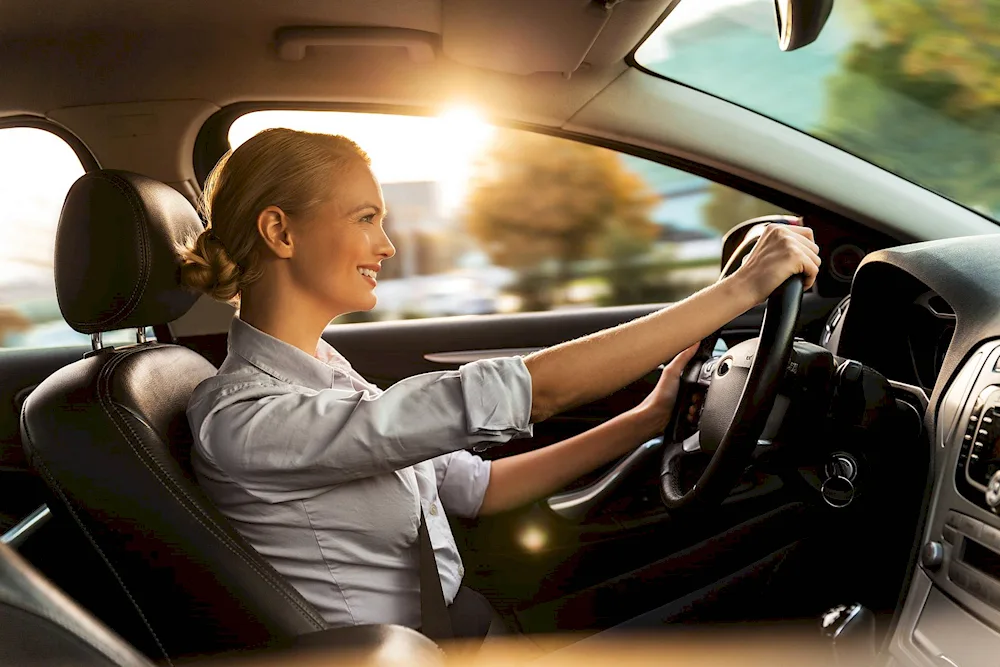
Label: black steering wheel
xmin=660 ymin=227 xmax=804 ymax=511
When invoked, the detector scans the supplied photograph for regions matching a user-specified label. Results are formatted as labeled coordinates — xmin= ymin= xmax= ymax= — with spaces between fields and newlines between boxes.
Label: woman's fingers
xmin=738 ymin=223 xmax=822 ymax=300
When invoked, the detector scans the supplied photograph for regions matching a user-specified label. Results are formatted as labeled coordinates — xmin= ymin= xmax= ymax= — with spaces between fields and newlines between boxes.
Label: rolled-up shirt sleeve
xmin=192 ymin=356 xmax=532 ymax=500
xmin=433 ymin=450 xmax=492 ymax=518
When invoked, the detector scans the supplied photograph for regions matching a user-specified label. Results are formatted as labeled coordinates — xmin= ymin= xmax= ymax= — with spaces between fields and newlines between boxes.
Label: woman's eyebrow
xmin=347 ymin=203 xmax=383 ymax=216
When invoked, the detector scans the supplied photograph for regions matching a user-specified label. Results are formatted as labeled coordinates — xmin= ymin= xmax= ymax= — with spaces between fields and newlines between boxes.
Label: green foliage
xmin=820 ymin=0 xmax=1000 ymax=214
xmin=464 ymin=130 xmax=660 ymax=308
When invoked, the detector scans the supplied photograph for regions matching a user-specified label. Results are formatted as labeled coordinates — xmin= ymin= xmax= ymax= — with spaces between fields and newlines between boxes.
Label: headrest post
xmin=90 ymin=333 xmax=104 ymax=351
xmin=136 ymin=328 xmax=148 ymax=344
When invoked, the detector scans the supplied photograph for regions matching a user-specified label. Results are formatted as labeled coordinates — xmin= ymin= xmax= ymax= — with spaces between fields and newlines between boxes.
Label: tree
xmin=464 ymin=130 xmax=659 ymax=309
xmin=819 ymin=0 xmax=1000 ymax=214
xmin=0 ymin=305 xmax=31 ymax=346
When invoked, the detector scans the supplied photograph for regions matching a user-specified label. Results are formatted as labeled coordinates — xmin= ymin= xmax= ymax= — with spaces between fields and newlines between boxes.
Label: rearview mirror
xmin=774 ymin=0 xmax=834 ymax=52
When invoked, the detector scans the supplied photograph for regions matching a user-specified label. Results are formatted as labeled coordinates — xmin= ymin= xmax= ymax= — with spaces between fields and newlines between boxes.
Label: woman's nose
xmin=377 ymin=227 xmax=396 ymax=259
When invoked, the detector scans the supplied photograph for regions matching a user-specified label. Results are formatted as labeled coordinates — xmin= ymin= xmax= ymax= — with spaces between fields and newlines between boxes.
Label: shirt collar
xmin=228 ymin=316 xmax=339 ymax=391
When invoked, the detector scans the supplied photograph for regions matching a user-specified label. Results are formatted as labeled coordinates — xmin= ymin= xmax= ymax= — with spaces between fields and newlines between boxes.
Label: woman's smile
xmin=358 ymin=265 xmax=379 ymax=288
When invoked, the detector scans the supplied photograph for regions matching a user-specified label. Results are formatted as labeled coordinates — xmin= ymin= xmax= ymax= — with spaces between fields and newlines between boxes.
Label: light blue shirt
xmin=187 ymin=317 xmax=533 ymax=628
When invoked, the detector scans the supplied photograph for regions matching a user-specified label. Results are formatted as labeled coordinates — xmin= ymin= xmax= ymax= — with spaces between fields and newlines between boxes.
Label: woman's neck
xmin=239 ymin=281 xmax=337 ymax=358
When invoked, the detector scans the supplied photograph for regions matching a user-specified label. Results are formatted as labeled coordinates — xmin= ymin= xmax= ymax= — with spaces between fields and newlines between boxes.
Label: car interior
xmin=2 ymin=0 xmax=999 ymax=665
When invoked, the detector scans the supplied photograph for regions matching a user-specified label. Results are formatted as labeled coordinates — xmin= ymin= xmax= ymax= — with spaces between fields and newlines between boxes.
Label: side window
xmin=229 ymin=111 xmax=789 ymax=323
xmin=0 ymin=127 xmax=153 ymax=349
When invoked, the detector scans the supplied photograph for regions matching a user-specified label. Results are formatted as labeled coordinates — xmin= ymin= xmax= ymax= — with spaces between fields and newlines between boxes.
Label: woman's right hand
xmin=733 ymin=223 xmax=822 ymax=303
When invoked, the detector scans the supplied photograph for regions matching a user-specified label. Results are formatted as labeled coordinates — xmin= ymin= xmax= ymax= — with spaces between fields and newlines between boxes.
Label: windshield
xmin=635 ymin=0 xmax=1000 ymax=222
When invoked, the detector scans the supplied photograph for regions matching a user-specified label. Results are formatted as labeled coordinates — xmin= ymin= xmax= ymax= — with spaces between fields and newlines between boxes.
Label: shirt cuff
xmin=459 ymin=356 xmax=534 ymax=444
xmin=437 ymin=452 xmax=492 ymax=518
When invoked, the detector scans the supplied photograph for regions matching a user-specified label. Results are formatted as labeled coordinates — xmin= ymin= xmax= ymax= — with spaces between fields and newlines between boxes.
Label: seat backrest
xmin=20 ymin=171 xmax=329 ymax=661
xmin=0 ymin=539 xmax=153 ymax=667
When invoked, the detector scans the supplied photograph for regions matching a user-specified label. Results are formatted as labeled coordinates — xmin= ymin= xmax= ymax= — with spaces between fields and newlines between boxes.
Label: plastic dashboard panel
xmin=887 ymin=339 xmax=1000 ymax=667
xmin=841 ymin=234 xmax=1000 ymax=666
xmin=842 ymin=234 xmax=1000 ymax=432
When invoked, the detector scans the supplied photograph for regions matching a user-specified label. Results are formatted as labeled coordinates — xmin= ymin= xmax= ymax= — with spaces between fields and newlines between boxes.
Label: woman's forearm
xmin=523 ymin=273 xmax=756 ymax=422
xmin=478 ymin=407 xmax=660 ymax=516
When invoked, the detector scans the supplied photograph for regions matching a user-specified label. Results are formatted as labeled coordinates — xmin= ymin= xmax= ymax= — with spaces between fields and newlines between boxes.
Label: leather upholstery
xmin=21 ymin=345 xmax=332 ymax=658
xmin=0 ymin=533 xmax=442 ymax=667
xmin=21 ymin=170 xmax=335 ymax=659
xmin=55 ymin=170 xmax=202 ymax=334
xmin=0 ymin=540 xmax=152 ymax=667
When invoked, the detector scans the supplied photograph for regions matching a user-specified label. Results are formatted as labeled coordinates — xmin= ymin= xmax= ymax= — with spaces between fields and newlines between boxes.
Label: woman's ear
xmin=256 ymin=206 xmax=294 ymax=259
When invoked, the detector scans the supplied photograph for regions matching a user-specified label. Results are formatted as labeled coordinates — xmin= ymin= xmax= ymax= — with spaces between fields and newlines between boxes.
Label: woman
xmin=180 ymin=128 xmax=820 ymax=638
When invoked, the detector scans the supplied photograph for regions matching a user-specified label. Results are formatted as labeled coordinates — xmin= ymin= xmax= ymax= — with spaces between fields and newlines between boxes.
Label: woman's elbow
xmin=529 ymin=390 xmax=559 ymax=423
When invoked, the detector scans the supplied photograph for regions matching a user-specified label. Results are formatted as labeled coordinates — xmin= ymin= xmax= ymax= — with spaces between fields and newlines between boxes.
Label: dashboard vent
xmin=916 ymin=291 xmax=956 ymax=320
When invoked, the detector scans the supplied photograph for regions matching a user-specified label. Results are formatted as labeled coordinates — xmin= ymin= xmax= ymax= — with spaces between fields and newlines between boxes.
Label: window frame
xmin=194 ymin=101 xmax=842 ymax=224
xmin=0 ymin=115 xmax=100 ymax=172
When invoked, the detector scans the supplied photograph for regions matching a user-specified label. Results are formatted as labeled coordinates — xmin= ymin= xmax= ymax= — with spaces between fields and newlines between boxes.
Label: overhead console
xmin=889 ymin=339 xmax=1000 ymax=667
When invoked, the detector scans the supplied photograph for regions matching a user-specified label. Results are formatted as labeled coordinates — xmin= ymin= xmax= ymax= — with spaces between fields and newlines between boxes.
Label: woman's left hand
xmin=634 ymin=344 xmax=699 ymax=437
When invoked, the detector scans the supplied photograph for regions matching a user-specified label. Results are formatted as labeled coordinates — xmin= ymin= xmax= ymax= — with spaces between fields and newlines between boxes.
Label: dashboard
xmin=822 ymin=290 xmax=956 ymax=395
xmin=826 ymin=234 xmax=1000 ymax=667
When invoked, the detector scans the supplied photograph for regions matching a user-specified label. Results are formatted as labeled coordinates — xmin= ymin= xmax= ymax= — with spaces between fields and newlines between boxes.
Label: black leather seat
xmin=19 ymin=171 xmax=440 ymax=664
xmin=0 ymin=540 xmax=152 ymax=667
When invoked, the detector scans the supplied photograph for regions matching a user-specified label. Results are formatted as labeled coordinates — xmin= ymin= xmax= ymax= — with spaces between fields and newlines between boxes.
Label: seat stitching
xmin=62 ymin=173 xmax=151 ymax=330
xmin=97 ymin=348 xmax=327 ymax=631
xmin=20 ymin=413 xmax=172 ymax=666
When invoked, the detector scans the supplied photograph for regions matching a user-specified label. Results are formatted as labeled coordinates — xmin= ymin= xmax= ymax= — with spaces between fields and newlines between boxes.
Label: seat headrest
xmin=55 ymin=170 xmax=203 ymax=334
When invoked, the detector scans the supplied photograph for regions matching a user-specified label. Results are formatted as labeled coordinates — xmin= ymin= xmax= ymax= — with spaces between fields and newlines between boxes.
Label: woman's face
xmin=290 ymin=158 xmax=395 ymax=317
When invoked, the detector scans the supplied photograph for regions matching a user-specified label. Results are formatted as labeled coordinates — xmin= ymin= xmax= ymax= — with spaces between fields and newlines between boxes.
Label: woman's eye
xmin=360 ymin=214 xmax=375 ymax=224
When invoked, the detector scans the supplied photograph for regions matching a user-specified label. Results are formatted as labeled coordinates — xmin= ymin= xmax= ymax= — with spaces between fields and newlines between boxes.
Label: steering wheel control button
xmin=986 ymin=471 xmax=1000 ymax=510
xmin=821 ymin=475 xmax=855 ymax=508
xmin=921 ymin=541 xmax=944 ymax=571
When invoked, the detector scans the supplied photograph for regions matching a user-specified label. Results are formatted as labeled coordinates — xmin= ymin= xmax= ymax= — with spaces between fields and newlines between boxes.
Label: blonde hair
xmin=178 ymin=127 xmax=370 ymax=303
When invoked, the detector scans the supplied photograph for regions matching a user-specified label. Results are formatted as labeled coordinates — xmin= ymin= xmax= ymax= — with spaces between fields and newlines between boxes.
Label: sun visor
xmin=441 ymin=0 xmax=671 ymax=76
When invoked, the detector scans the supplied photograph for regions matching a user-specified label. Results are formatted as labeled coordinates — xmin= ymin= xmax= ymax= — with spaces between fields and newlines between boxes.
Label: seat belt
xmin=418 ymin=507 xmax=453 ymax=640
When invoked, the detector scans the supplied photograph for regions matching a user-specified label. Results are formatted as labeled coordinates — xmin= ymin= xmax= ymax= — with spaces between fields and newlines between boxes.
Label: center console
xmin=888 ymin=340 xmax=1000 ymax=667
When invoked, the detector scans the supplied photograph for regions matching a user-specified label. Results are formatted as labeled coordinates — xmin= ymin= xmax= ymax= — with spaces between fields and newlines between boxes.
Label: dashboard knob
xmin=921 ymin=541 xmax=944 ymax=571
xmin=986 ymin=471 xmax=1000 ymax=511
xmin=821 ymin=475 xmax=855 ymax=508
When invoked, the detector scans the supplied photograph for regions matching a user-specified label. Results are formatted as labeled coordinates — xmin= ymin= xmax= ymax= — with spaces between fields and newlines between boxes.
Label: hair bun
xmin=178 ymin=228 xmax=243 ymax=303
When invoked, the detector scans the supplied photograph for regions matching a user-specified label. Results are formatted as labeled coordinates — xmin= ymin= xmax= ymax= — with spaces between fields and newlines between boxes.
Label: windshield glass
xmin=635 ymin=0 xmax=1000 ymax=221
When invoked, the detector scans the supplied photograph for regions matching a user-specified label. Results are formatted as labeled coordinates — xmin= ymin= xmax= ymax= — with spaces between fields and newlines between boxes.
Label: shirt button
xmin=429 ymin=503 xmax=438 ymax=516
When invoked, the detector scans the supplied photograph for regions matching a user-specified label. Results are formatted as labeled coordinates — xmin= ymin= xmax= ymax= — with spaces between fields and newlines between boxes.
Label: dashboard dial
xmin=829 ymin=244 xmax=866 ymax=282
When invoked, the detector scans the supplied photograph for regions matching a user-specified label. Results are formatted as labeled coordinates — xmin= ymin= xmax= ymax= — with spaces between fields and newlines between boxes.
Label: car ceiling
xmin=0 ymin=0 xmax=665 ymax=117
